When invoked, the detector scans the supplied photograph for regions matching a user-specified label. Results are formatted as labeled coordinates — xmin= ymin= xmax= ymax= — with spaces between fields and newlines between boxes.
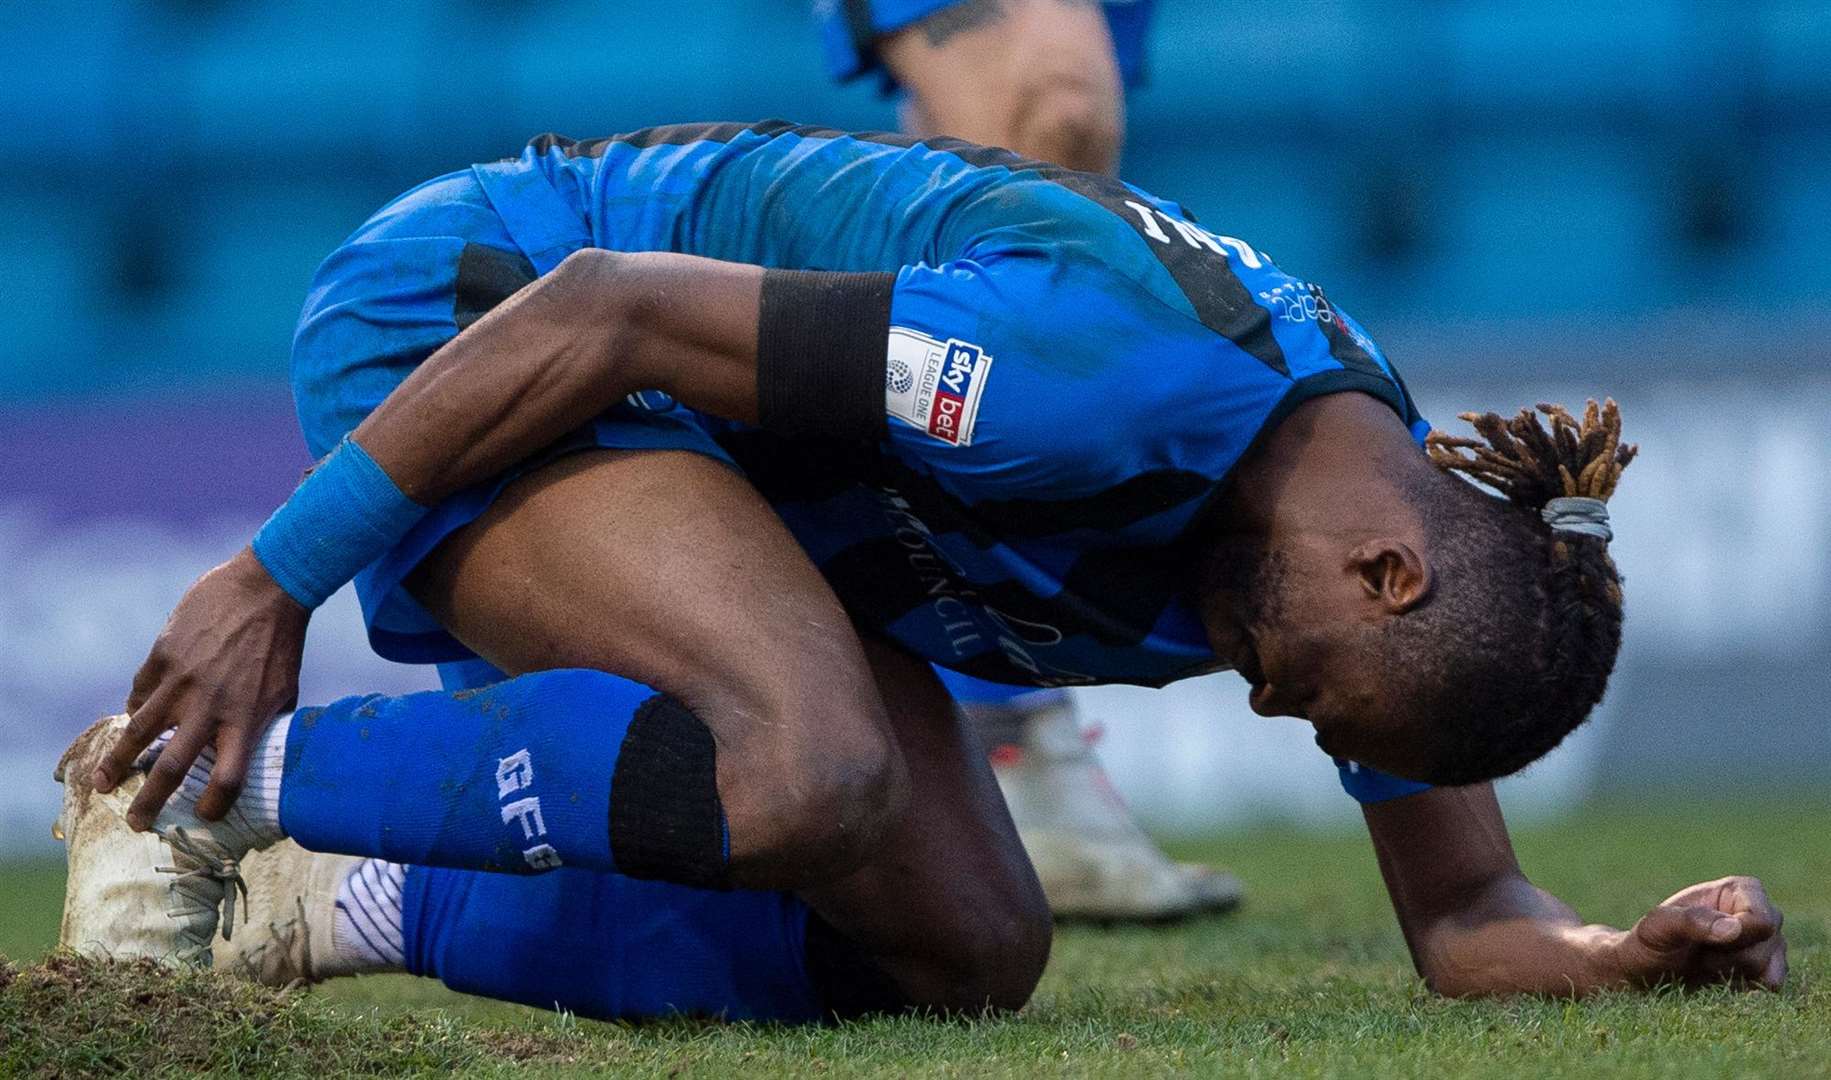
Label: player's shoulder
xmin=940 ymin=164 xmax=1240 ymax=331
xmin=885 ymin=244 xmax=1228 ymax=492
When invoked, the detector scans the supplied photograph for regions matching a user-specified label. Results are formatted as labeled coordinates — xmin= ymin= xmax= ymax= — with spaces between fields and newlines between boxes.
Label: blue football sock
xmin=401 ymin=864 xmax=825 ymax=1023
xmin=393 ymin=659 xmax=835 ymax=1024
xmin=278 ymin=668 xmax=729 ymax=885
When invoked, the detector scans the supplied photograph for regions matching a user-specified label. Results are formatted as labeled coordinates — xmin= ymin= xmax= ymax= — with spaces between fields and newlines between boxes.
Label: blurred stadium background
xmin=2 ymin=0 xmax=1826 ymax=856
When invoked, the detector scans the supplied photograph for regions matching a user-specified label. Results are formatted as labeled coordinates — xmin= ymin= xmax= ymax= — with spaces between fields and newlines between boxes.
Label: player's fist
xmin=91 ymin=546 xmax=308 ymax=830
xmin=1608 ymin=876 xmax=1786 ymax=991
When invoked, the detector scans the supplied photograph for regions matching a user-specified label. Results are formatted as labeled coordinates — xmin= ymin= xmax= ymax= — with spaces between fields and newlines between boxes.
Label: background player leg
xmin=946 ymin=674 xmax=1244 ymax=922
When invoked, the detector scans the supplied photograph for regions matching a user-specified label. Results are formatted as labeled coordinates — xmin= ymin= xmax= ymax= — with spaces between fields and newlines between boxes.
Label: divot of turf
xmin=0 ymin=951 xmax=588 ymax=1077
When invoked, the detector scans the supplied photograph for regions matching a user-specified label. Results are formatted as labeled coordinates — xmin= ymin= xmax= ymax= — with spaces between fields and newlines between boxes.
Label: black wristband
xmin=757 ymin=269 xmax=896 ymax=442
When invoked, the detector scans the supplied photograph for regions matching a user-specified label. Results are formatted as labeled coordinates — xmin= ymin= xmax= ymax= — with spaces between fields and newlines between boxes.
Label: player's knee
xmin=736 ymin=716 xmax=908 ymax=883
xmin=920 ymin=894 xmax=1054 ymax=1014
xmin=991 ymin=880 xmax=1054 ymax=1010
xmin=804 ymin=735 xmax=908 ymax=864
xmin=970 ymin=908 xmax=1053 ymax=1013
xmin=1008 ymin=76 xmax=1121 ymax=174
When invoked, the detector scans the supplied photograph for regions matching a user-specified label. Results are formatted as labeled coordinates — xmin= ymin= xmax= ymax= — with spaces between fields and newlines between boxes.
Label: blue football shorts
xmin=289 ymin=168 xmax=736 ymax=664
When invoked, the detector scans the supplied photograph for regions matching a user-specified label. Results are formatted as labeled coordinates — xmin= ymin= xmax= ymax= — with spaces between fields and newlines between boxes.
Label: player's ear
xmin=1347 ymin=539 xmax=1432 ymax=615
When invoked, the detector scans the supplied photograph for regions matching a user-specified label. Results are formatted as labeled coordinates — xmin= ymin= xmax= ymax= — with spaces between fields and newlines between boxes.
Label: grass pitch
xmin=2 ymin=799 xmax=1825 ymax=1077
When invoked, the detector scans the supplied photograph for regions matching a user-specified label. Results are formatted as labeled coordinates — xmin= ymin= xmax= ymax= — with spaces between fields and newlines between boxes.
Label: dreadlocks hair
xmin=1426 ymin=399 xmax=1638 ymax=516
xmin=1380 ymin=399 xmax=1639 ymax=785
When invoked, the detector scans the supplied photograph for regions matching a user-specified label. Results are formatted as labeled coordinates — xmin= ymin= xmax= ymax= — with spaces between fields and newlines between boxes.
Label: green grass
xmin=3 ymin=799 xmax=1826 ymax=1077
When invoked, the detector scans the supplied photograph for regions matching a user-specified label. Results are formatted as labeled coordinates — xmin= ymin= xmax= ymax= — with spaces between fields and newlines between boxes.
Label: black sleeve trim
xmin=757 ymin=269 xmax=896 ymax=442
xmin=1175 ymin=368 xmax=1418 ymax=561
xmin=1262 ymin=367 xmax=1411 ymax=437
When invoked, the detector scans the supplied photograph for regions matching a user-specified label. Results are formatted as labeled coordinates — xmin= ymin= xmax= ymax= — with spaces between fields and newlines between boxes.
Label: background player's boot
xmin=974 ymin=698 xmax=1244 ymax=922
xmin=1178 ymin=861 xmax=1246 ymax=915
xmin=53 ymin=714 xmax=250 ymax=966
xmin=215 ymin=840 xmax=360 ymax=987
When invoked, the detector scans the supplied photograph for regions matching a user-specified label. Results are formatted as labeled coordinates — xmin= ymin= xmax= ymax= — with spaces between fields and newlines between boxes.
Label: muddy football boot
xmin=214 ymin=840 xmax=362 ymax=988
xmin=54 ymin=714 xmax=259 ymax=966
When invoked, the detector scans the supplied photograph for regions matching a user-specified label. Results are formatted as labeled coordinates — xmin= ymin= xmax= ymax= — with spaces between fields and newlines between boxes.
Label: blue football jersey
xmin=301 ymin=121 xmax=1434 ymax=803
xmin=499 ymin=122 xmax=1427 ymax=690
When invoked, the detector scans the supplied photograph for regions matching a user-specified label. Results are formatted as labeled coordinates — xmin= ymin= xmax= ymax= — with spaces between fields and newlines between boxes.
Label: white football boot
xmin=976 ymin=697 xmax=1244 ymax=923
xmin=53 ymin=714 xmax=267 ymax=966
xmin=214 ymin=840 xmax=361 ymax=988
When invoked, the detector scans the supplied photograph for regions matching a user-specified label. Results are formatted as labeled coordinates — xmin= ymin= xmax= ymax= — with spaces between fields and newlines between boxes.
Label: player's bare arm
xmin=1367 ymin=784 xmax=1785 ymax=995
xmin=358 ymin=251 xmax=767 ymax=494
xmin=93 ymin=250 xmax=770 ymax=828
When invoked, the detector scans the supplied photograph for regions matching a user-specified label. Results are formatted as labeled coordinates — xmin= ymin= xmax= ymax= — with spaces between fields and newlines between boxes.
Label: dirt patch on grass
xmin=0 ymin=952 xmax=584 ymax=1077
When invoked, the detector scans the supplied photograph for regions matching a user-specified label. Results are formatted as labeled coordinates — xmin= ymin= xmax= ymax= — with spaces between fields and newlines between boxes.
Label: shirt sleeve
xmin=888 ymin=248 xmax=1258 ymax=500
xmin=754 ymin=249 xmax=1193 ymax=498
xmin=752 ymin=245 xmax=1418 ymax=504
xmin=1335 ymin=758 xmax=1433 ymax=804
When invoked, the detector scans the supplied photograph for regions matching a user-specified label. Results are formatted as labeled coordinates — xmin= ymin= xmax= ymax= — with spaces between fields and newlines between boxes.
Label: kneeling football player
xmin=57 ymin=122 xmax=1783 ymax=1020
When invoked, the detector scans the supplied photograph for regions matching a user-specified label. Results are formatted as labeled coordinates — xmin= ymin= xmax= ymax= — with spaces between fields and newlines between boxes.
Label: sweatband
xmin=250 ymin=437 xmax=425 ymax=608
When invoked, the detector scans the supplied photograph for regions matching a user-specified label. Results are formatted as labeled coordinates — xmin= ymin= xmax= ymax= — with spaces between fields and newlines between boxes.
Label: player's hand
xmin=92 ymin=546 xmax=309 ymax=830
xmin=1604 ymin=876 xmax=1786 ymax=991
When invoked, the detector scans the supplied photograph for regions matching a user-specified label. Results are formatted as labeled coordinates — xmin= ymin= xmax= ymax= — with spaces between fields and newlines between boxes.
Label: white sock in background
xmin=327 ymin=858 xmax=407 ymax=975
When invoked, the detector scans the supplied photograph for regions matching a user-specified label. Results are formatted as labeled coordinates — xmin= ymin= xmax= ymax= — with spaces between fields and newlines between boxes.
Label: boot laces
xmin=157 ymin=826 xmax=250 ymax=940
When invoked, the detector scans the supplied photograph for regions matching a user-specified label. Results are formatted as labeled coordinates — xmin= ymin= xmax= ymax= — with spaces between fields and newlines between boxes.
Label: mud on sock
xmin=277 ymin=669 xmax=730 ymax=886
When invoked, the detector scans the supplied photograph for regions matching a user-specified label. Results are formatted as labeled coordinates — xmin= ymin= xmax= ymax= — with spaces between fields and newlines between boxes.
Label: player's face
xmin=1205 ymin=536 xmax=1437 ymax=781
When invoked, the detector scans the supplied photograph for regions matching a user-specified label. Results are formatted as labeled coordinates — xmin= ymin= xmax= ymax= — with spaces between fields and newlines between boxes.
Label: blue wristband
xmin=251 ymin=438 xmax=426 ymax=609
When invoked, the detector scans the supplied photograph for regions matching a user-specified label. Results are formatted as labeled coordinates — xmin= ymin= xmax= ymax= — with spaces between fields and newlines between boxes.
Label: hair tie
xmin=1541 ymin=496 xmax=1612 ymax=543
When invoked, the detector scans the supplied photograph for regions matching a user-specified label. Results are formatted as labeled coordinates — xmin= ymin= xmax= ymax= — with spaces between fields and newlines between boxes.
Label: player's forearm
xmin=239 ymin=250 xmax=775 ymax=613
xmin=1410 ymin=871 xmax=1623 ymax=997
xmin=354 ymin=250 xmax=763 ymax=506
xmin=1364 ymin=784 xmax=1621 ymax=997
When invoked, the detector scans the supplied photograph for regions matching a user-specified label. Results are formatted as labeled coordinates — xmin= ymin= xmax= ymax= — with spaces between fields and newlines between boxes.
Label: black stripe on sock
xmin=608 ymin=695 xmax=730 ymax=889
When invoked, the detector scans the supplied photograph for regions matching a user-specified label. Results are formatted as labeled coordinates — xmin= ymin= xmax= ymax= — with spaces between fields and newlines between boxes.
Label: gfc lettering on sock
xmin=495 ymin=749 xmax=562 ymax=870
xmin=279 ymin=672 xmax=630 ymax=874
xmin=277 ymin=670 xmax=730 ymax=886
